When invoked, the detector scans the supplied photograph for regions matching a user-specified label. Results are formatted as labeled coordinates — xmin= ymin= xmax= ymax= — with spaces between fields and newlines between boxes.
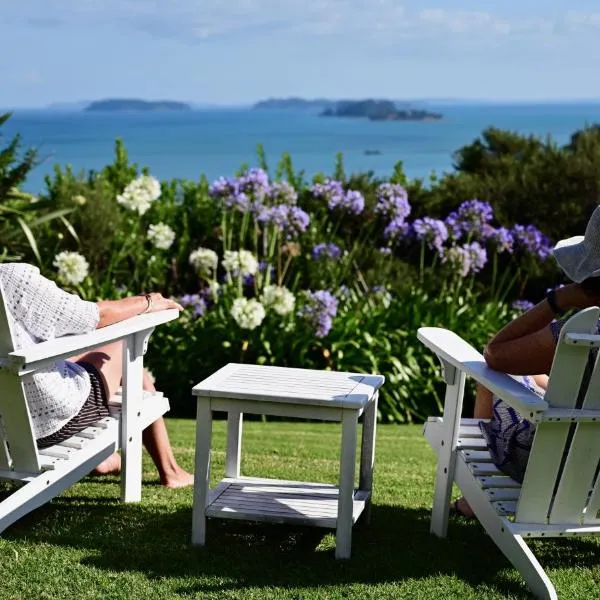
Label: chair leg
xmin=456 ymin=461 xmax=557 ymax=600
xmin=429 ymin=367 xmax=466 ymax=538
xmin=494 ymin=532 xmax=557 ymax=600
xmin=0 ymin=445 xmax=116 ymax=534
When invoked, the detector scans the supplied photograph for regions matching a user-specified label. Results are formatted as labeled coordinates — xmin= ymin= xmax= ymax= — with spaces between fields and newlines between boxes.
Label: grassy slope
xmin=0 ymin=420 xmax=598 ymax=600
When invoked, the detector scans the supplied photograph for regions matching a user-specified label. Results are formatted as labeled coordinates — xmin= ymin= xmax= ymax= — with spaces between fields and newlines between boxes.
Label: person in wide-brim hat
xmin=553 ymin=205 xmax=600 ymax=284
xmin=451 ymin=206 xmax=600 ymax=519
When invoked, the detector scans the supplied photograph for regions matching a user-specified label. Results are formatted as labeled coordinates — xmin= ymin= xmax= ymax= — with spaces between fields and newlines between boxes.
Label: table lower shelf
xmin=206 ymin=476 xmax=370 ymax=529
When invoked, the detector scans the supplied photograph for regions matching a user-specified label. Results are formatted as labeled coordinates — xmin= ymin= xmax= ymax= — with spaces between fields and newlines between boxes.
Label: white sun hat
xmin=552 ymin=206 xmax=600 ymax=283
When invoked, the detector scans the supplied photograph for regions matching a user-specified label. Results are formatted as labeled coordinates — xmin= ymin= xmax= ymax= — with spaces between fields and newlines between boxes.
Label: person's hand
xmin=555 ymin=283 xmax=600 ymax=311
xmin=146 ymin=293 xmax=183 ymax=312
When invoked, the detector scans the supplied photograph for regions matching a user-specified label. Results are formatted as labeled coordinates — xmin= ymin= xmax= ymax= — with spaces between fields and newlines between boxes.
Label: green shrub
xmin=9 ymin=125 xmax=590 ymax=422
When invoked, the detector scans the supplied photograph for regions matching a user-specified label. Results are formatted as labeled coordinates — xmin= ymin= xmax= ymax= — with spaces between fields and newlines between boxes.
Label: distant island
xmin=85 ymin=99 xmax=192 ymax=112
xmin=322 ymin=100 xmax=442 ymax=122
xmin=252 ymin=98 xmax=442 ymax=121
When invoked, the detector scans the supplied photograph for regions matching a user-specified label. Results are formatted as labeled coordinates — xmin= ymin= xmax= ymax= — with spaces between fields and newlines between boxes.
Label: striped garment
xmin=36 ymin=361 xmax=111 ymax=448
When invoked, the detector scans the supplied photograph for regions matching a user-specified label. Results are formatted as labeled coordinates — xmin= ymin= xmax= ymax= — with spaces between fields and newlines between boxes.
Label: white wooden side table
xmin=191 ymin=363 xmax=384 ymax=559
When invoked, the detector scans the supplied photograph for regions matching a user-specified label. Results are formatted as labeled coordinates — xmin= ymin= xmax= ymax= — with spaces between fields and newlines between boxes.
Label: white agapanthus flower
xmin=189 ymin=247 xmax=218 ymax=276
xmin=53 ymin=251 xmax=89 ymax=286
xmin=261 ymin=285 xmax=295 ymax=316
xmin=230 ymin=297 xmax=266 ymax=330
xmin=222 ymin=250 xmax=258 ymax=276
xmin=116 ymin=175 xmax=161 ymax=215
xmin=147 ymin=222 xmax=175 ymax=250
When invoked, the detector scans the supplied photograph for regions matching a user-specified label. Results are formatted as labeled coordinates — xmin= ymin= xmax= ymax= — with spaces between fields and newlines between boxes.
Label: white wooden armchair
xmin=0 ymin=282 xmax=178 ymax=534
xmin=419 ymin=308 xmax=600 ymax=600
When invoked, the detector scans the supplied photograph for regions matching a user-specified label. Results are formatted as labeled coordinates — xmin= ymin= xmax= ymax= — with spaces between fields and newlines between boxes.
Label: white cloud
xmin=5 ymin=2 xmax=600 ymax=45
xmin=566 ymin=12 xmax=600 ymax=30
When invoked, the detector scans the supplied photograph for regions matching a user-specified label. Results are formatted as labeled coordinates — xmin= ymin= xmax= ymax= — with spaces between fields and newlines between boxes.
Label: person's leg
xmin=474 ymin=384 xmax=494 ymax=419
xmin=76 ymin=341 xmax=193 ymax=488
xmin=452 ymin=383 xmax=493 ymax=519
xmin=140 ymin=369 xmax=194 ymax=488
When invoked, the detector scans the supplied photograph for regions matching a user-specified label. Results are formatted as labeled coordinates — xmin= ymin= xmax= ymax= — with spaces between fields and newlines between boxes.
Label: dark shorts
xmin=37 ymin=361 xmax=112 ymax=449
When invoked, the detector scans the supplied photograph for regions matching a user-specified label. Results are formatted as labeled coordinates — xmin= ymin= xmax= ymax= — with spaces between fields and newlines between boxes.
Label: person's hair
xmin=581 ymin=277 xmax=600 ymax=294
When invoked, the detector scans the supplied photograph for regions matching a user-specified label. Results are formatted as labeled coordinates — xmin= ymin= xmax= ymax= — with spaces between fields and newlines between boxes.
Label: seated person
xmin=0 ymin=262 xmax=193 ymax=489
xmin=454 ymin=206 xmax=600 ymax=518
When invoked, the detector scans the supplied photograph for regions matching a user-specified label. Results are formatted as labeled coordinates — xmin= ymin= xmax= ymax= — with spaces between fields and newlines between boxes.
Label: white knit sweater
xmin=0 ymin=263 xmax=100 ymax=439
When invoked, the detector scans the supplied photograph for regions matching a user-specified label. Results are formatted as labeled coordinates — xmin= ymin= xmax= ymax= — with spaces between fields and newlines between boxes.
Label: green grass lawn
xmin=0 ymin=420 xmax=599 ymax=600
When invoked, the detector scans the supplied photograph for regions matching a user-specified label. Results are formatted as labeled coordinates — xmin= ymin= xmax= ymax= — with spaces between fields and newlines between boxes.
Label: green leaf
xmin=16 ymin=216 xmax=41 ymax=264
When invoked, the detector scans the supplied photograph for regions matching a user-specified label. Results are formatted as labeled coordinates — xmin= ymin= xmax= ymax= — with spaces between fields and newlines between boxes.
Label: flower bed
xmin=15 ymin=142 xmax=557 ymax=421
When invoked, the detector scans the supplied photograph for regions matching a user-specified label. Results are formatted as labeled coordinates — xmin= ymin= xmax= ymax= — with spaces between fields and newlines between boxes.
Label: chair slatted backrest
xmin=0 ymin=281 xmax=42 ymax=473
xmin=516 ymin=307 xmax=600 ymax=525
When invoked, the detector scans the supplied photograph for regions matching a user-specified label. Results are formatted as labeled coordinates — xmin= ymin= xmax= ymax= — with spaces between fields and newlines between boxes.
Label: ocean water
xmin=5 ymin=103 xmax=600 ymax=193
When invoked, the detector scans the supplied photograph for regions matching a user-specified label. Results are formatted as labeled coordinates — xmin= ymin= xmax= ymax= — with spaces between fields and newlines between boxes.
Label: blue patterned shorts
xmin=478 ymin=376 xmax=540 ymax=483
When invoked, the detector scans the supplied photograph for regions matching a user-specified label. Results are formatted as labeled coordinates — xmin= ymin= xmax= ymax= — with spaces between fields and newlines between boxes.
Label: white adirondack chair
xmin=419 ymin=307 xmax=600 ymax=600
xmin=0 ymin=281 xmax=178 ymax=534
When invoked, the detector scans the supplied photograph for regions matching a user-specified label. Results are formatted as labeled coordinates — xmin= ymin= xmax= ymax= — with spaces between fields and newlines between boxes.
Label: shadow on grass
xmin=7 ymin=498 xmax=600 ymax=598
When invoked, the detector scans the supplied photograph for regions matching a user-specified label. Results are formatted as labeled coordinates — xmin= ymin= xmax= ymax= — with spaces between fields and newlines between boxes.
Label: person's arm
xmin=96 ymin=293 xmax=183 ymax=329
xmin=483 ymin=283 xmax=600 ymax=375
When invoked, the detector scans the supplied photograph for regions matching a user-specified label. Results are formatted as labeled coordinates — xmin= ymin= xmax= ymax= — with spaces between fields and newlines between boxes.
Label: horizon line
xmin=1 ymin=96 xmax=599 ymax=111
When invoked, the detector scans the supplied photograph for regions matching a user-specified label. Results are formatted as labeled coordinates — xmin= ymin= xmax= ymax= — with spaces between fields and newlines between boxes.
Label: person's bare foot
xmin=451 ymin=496 xmax=476 ymax=519
xmin=92 ymin=452 xmax=122 ymax=476
xmin=161 ymin=467 xmax=194 ymax=489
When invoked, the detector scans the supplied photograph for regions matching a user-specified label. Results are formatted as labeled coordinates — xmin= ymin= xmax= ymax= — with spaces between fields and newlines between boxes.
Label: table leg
xmin=120 ymin=332 xmax=149 ymax=503
xmin=225 ymin=410 xmax=243 ymax=479
xmin=192 ymin=398 xmax=213 ymax=546
xmin=359 ymin=392 xmax=378 ymax=524
xmin=336 ymin=409 xmax=358 ymax=559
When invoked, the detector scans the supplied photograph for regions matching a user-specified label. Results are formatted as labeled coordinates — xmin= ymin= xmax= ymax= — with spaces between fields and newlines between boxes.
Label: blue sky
xmin=2 ymin=1 xmax=600 ymax=107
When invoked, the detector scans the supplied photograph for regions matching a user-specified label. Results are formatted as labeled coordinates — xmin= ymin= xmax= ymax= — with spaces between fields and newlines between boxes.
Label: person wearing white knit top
xmin=0 ymin=263 xmax=193 ymax=489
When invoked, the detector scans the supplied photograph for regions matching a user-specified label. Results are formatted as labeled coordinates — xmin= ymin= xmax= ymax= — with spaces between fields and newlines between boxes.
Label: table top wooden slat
xmin=193 ymin=363 xmax=384 ymax=409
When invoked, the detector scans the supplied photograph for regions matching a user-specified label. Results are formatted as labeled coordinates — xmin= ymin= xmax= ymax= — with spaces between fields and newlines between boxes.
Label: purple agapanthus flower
xmin=379 ymin=247 xmax=393 ymax=256
xmin=224 ymin=192 xmax=250 ymax=211
xmin=413 ymin=217 xmax=449 ymax=252
xmin=268 ymin=181 xmax=298 ymax=205
xmin=209 ymin=177 xmax=250 ymax=212
xmin=298 ymin=290 xmax=339 ymax=338
xmin=310 ymin=179 xmax=345 ymax=206
xmin=261 ymin=205 xmax=288 ymax=229
xmin=457 ymin=199 xmax=493 ymax=227
xmin=445 ymin=212 xmax=463 ymax=241
xmin=259 ymin=205 xmax=310 ymax=237
xmin=512 ymin=225 xmax=553 ymax=260
xmin=286 ymin=206 xmax=311 ymax=236
xmin=178 ymin=294 xmax=207 ymax=319
xmin=209 ymin=176 xmax=238 ymax=199
xmin=445 ymin=200 xmax=494 ymax=239
xmin=464 ymin=241 xmax=487 ymax=273
xmin=250 ymin=200 xmax=269 ymax=221
xmin=512 ymin=299 xmax=535 ymax=312
xmin=312 ymin=243 xmax=342 ymax=260
xmin=310 ymin=180 xmax=364 ymax=215
xmin=238 ymin=168 xmax=270 ymax=200
xmin=374 ymin=183 xmax=411 ymax=220
xmin=442 ymin=241 xmax=487 ymax=277
xmin=384 ymin=218 xmax=411 ymax=241
xmin=482 ymin=225 xmax=514 ymax=254
xmin=343 ymin=190 xmax=365 ymax=214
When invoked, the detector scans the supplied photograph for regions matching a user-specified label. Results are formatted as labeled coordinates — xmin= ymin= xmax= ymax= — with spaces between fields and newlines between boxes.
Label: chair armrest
xmin=8 ymin=309 xmax=179 ymax=373
xmin=417 ymin=327 xmax=548 ymax=418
